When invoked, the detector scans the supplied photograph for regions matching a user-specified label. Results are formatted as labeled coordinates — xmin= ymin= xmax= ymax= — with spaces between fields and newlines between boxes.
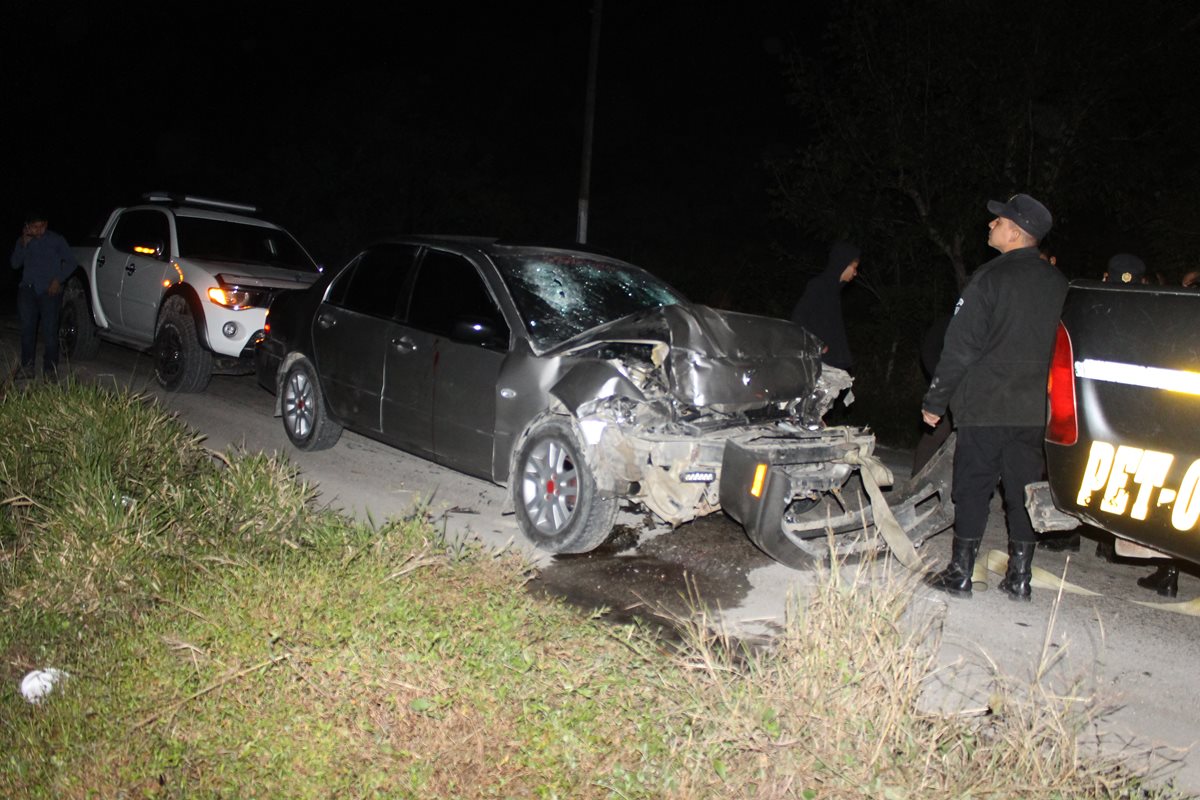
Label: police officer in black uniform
xmin=921 ymin=193 xmax=1068 ymax=601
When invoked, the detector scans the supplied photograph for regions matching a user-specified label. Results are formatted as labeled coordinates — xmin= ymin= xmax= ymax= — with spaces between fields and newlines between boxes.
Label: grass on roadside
xmin=0 ymin=381 xmax=1187 ymax=798
xmin=665 ymin=558 xmax=1181 ymax=798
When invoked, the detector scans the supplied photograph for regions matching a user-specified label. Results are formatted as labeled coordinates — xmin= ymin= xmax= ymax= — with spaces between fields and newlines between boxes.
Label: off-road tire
xmin=512 ymin=415 xmax=617 ymax=553
xmin=154 ymin=295 xmax=213 ymax=392
xmin=59 ymin=279 xmax=100 ymax=360
xmin=280 ymin=359 xmax=342 ymax=451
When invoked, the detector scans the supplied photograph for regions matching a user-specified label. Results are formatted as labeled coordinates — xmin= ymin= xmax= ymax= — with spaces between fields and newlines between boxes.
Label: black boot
xmin=1137 ymin=562 xmax=1179 ymax=598
xmin=999 ymin=541 xmax=1036 ymax=601
xmin=925 ymin=537 xmax=980 ymax=598
xmin=1039 ymin=532 xmax=1080 ymax=552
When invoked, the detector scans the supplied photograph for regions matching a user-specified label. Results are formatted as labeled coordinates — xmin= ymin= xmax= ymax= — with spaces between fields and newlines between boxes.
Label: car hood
xmin=560 ymin=304 xmax=824 ymax=413
xmin=181 ymin=258 xmax=321 ymax=289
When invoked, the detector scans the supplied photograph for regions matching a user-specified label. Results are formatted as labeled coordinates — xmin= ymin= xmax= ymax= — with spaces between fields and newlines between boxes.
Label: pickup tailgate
xmin=1044 ymin=281 xmax=1200 ymax=562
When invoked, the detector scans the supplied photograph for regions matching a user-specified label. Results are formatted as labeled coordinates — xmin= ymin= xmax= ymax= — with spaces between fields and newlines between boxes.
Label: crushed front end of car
xmin=545 ymin=304 xmax=952 ymax=567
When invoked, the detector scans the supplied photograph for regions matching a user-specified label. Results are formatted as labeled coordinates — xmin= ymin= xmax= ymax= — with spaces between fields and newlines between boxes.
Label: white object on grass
xmin=20 ymin=668 xmax=69 ymax=704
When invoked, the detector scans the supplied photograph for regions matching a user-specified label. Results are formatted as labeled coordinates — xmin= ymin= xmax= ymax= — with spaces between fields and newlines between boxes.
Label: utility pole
xmin=576 ymin=0 xmax=603 ymax=244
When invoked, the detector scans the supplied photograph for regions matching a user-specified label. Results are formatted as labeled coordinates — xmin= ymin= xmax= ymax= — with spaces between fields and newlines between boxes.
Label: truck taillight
xmin=1046 ymin=322 xmax=1077 ymax=445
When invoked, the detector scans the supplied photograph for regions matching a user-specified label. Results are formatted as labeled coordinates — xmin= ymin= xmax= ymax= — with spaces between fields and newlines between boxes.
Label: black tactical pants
xmin=952 ymin=425 xmax=1044 ymax=544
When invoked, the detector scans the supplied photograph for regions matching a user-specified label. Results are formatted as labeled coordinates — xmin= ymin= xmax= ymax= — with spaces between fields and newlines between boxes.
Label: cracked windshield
xmin=494 ymin=252 xmax=684 ymax=352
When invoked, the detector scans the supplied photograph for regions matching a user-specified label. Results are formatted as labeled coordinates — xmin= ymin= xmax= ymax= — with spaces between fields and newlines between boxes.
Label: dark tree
xmin=767 ymin=0 xmax=1200 ymax=290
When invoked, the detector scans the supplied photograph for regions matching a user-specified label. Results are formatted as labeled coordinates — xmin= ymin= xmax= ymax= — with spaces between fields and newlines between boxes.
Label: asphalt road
xmin=3 ymin=319 xmax=1198 ymax=794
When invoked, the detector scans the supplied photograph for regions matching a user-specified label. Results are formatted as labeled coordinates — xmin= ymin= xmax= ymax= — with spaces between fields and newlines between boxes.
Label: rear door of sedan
xmin=384 ymin=247 xmax=510 ymax=479
xmin=312 ymin=244 xmax=419 ymax=433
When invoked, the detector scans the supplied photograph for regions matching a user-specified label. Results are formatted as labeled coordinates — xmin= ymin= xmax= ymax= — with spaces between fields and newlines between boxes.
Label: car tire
xmin=281 ymin=359 xmax=342 ymax=451
xmin=512 ymin=415 xmax=617 ymax=553
xmin=154 ymin=295 xmax=213 ymax=392
xmin=59 ymin=279 xmax=100 ymax=360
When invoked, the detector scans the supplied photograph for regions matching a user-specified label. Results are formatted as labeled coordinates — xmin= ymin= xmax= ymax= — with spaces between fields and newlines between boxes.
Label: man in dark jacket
xmin=10 ymin=212 xmax=78 ymax=380
xmin=790 ymin=241 xmax=860 ymax=371
xmin=921 ymin=194 xmax=1067 ymax=601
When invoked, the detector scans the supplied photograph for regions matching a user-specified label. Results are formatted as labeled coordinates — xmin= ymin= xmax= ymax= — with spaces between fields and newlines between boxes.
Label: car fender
xmin=494 ymin=355 xmax=646 ymax=486
xmin=548 ymin=360 xmax=646 ymax=415
xmin=159 ymin=284 xmax=211 ymax=350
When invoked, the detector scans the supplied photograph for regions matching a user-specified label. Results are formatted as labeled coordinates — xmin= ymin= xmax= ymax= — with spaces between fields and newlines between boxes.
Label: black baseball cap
xmin=986 ymin=193 xmax=1052 ymax=241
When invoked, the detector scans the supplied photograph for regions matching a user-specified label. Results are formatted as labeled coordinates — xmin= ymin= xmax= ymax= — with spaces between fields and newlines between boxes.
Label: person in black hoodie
xmin=790 ymin=241 xmax=860 ymax=372
xmin=921 ymin=194 xmax=1067 ymax=601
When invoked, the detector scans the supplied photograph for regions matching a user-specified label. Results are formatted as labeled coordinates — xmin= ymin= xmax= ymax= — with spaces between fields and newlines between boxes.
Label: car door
xmin=117 ymin=209 xmax=172 ymax=338
xmin=100 ymin=209 xmax=170 ymax=336
xmin=378 ymin=251 xmax=439 ymax=457
xmin=311 ymin=244 xmax=418 ymax=433
xmin=391 ymin=248 xmax=509 ymax=479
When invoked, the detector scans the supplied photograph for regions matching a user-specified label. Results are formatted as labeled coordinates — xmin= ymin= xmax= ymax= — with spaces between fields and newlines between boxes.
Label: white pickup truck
xmin=62 ymin=192 xmax=322 ymax=391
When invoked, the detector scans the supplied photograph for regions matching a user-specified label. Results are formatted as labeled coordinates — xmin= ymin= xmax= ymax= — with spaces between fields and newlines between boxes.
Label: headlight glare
xmin=207 ymin=286 xmax=267 ymax=309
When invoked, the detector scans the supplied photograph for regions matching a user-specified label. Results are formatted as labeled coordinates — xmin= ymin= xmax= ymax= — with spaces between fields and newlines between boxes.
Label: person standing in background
xmin=921 ymin=194 xmax=1067 ymax=601
xmin=791 ymin=241 xmax=860 ymax=372
xmin=1103 ymin=253 xmax=1148 ymax=285
xmin=10 ymin=212 xmax=78 ymax=380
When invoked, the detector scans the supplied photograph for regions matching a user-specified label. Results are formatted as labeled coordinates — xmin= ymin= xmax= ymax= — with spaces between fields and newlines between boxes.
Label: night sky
xmin=8 ymin=1 xmax=1198 ymax=317
xmin=8 ymin=2 xmax=819 ymax=296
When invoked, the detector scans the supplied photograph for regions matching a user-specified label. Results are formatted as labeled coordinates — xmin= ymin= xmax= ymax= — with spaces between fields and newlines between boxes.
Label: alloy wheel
xmin=520 ymin=438 xmax=580 ymax=536
xmin=283 ymin=369 xmax=315 ymax=440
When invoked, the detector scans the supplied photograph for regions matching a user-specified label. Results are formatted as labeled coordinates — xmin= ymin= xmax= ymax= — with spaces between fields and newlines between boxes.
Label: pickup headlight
xmin=207 ymin=286 xmax=270 ymax=310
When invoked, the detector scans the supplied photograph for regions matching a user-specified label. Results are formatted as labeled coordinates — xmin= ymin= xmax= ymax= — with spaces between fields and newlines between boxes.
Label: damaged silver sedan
xmin=255 ymin=237 xmax=950 ymax=566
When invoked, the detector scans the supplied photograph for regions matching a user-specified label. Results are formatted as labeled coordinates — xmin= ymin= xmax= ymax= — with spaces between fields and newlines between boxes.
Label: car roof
xmin=371 ymin=234 xmax=623 ymax=261
xmin=135 ymin=190 xmax=282 ymax=228
xmin=168 ymin=206 xmax=282 ymax=228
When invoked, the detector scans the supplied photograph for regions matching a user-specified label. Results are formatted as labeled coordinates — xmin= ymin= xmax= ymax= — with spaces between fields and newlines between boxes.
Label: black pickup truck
xmin=1026 ymin=280 xmax=1200 ymax=562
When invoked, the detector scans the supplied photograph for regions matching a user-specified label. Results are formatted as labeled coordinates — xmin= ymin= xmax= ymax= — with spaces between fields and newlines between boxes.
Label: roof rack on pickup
xmin=142 ymin=191 xmax=259 ymax=214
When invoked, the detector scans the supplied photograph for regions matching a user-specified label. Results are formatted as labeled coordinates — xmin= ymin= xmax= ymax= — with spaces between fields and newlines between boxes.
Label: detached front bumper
xmin=720 ymin=427 xmax=955 ymax=568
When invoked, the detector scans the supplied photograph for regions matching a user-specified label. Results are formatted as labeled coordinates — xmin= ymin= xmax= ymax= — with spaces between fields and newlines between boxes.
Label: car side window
xmin=110 ymin=210 xmax=170 ymax=260
xmin=327 ymin=244 xmax=419 ymax=318
xmin=408 ymin=250 xmax=510 ymax=349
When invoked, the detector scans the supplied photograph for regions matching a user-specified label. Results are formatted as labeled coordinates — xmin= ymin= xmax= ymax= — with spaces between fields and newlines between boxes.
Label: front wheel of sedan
xmin=512 ymin=416 xmax=617 ymax=553
xmin=281 ymin=360 xmax=342 ymax=451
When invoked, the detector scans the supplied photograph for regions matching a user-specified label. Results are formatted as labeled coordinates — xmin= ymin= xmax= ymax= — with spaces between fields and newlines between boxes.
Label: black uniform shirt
xmin=922 ymin=246 xmax=1067 ymax=427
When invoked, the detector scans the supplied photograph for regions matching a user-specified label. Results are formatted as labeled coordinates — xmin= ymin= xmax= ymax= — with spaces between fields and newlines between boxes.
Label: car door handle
xmin=96 ymin=254 xmax=106 ymax=268
xmin=316 ymin=312 xmax=337 ymax=329
xmin=391 ymin=336 xmax=416 ymax=353
xmin=125 ymin=261 xmax=136 ymax=276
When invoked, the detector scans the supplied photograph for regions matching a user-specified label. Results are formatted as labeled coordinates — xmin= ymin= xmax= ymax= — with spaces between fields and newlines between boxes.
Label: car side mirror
xmin=132 ymin=241 xmax=167 ymax=261
xmin=451 ymin=316 xmax=509 ymax=350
